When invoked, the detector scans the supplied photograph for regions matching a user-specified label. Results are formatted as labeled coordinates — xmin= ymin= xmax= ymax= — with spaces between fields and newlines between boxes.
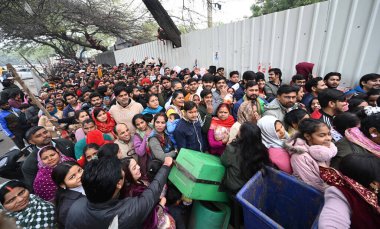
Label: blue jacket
xmin=345 ymin=85 xmax=366 ymax=96
xmin=0 ymin=108 xmax=22 ymax=138
xmin=173 ymin=118 xmax=205 ymax=152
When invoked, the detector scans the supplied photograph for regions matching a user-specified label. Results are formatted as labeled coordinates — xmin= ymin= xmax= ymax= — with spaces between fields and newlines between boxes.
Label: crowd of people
xmin=0 ymin=58 xmax=379 ymax=228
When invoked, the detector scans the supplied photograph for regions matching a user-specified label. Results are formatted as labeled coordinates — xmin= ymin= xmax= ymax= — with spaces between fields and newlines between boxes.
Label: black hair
xmin=38 ymin=145 xmax=58 ymax=158
xmin=96 ymin=85 xmax=108 ymax=96
xmin=171 ymin=79 xmax=182 ymax=88
xmin=75 ymin=110 xmax=89 ymax=121
xmin=183 ymin=101 xmax=197 ymax=111
xmin=324 ymin=72 xmax=341 ymax=81
xmin=160 ymin=76 xmax=170 ymax=83
xmin=9 ymin=91 xmax=20 ymax=99
xmin=366 ymin=88 xmax=380 ymax=98
xmin=82 ymin=118 xmax=95 ymax=126
xmin=359 ymin=73 xmax=380 ymax=88
xmin=255 ymin=72 xmax=265 ymax=81
xmin=277 ymin=84 xmax=298 ymax=96
xmin=291 ymin=74 xmax=305 ymax=82
xmin=132 ymin=114 xmax=147 ymax=128
xmin=89 ymin=92 xmax=102 ymax=100
xmin=284 ymin=109 xmax=309 ymax=131
xmin=339 ymin=153 xmax=380 ymax=191
xmin=147 ymin=94 xmax=158 ymax=103
xmin=318 ymin=89 xmax=346 ymax=108
xmin=114 ymin=81 xmax=127 ymax=88
xmin=92 ymin=107 xmax=106 ymax=120
xmin=171 ymin=90 xmax=184 ymax=104
xmin=213 ymin=76 xmax=226 ymax=84
xmin=217 ymin=67 xmax=224 ymax=72
xmin=113 ymin=86 xmax=131 ymax=97
xmin=348 ymin=98 xmax=367 ymax=113
xmin=83 ymin=143 xmax=100 ymax=159
xmin=268 ymin=68 xmax=282 ymax=81
xmin=200 ymin=89 xmax=212 ymax=98
xmin=242 ymin=71 xmax=256 ymax=82
xmin=229 ymin=71 xmax=239 ymax=77
xmin=202 ymin=73 xmax=214 ymax=83
xmin=82 ymin=157 xmax=123 ymax=203
xmin=52 ymin=161 xmax=80 ymax=188
xmin=245 ymin=80 xmax=258 ymax=89
xmin=97 ymin=143 xmax=120 ymax=159
xmin=305 ymin=77 xmax=323 ymax=93
xmin=296 ymin=118 xmax=328 ymax=142
xmin=187 ymin=78 xmax=197 ymax=85
xmin=333 ymin=112 xmax=360 ymax=136
xmin=360 ymin=113 xmax=380 ymax=139
xmin=233 ymin=122 xmax=271 ymax=181
xmin=63 ymin=92 xmax=77 ymax=101
xmin=153 ymin=112 xmax=168 ymax=124
xmin=0 ymin=180 xmax=28 ymax=204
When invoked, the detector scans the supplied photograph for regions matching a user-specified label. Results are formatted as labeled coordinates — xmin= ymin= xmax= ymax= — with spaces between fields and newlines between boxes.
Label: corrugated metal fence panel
xmin=114 ymin=0 xmax=380 ymax=86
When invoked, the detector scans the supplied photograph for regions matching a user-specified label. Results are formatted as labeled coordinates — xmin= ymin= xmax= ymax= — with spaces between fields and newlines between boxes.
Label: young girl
xmin=257 ymin=116 xmax=292 ymax=174
xmin=132 ymin=114 xmax=153 ymax=176
xmin=74 ymin=110 xmax=90 ymax=141
xmin=309 ymin=98 xmax=322 ymax=119
xmin=33 ymin=146 xmax=75 ymax=201
xmin=208 ymin=103 xmax=235 ymax=156
xmin=92 ymin=107 xmax=116 ymax=139
xmin=120 ymin=158 xmax=176 ymax=229
xmin=52 ymin=161 xmax=86 ymax=229
xmin=284 ymin=119 xmax=337 ymax=191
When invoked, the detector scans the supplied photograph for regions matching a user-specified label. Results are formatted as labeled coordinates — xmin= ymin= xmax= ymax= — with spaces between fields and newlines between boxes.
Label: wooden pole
xmin=6 ymin=63 xmax=60 ymax=129
xmin=19 ymin=53 xmax=48 ymax=82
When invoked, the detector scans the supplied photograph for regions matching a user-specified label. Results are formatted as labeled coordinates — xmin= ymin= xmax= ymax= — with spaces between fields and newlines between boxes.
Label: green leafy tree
xmin=250 ymin=0 xmax=326 ymax=17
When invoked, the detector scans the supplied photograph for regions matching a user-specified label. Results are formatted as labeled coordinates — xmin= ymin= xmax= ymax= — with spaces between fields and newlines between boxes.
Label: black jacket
xmin=56 ymin=189 xmax=85 ymax=229
xmin=0 ymin=84 xmax=23 ymax=102
xmin=65 ymin=166 xmax=170 ymax=229
xmin=21 ymin=138 xmax=75 ymax=191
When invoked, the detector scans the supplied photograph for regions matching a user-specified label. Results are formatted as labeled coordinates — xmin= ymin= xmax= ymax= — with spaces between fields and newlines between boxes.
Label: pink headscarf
xmin=33 ymin=146 xmax=74 ymax=201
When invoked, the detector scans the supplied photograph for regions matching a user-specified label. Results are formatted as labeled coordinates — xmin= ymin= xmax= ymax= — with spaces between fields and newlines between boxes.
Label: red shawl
xmin=320 ymin=166 xmax=380 ymax=213
xmin=210 ymin=115 xmax=235 ymax=130
xmin=92 ymin=111 xmax=116 ymax=137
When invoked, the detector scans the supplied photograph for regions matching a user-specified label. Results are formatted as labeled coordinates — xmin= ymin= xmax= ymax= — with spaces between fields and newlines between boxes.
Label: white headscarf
xmin=257 ymin=115 xmax=289 ymax=148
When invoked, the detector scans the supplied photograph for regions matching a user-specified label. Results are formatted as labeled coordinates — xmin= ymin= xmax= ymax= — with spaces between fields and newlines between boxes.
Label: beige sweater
xmin=109 ymin=99 xmax=143 ymax=135
xmin=114 ymin=139 xmax=137 ymax=161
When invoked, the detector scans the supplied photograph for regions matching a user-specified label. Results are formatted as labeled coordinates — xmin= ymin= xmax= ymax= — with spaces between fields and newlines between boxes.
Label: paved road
xmin=0 ymin=131 xmax=19 ymax=184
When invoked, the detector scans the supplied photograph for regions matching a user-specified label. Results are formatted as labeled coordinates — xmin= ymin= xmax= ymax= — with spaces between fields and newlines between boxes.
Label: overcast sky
xmin=142 ymin=0 xmax=255 ymax=29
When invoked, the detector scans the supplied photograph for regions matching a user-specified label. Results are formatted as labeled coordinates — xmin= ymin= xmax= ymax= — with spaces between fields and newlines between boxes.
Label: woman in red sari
xmin=208 ymin=103 xmax=235 ymax=156
xmin=92 ymin=107 xmax=116 ymax=139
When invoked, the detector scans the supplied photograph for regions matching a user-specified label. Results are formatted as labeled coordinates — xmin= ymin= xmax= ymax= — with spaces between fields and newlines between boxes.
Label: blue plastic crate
xmin=236 ymin=167 xmax=324 ymax=229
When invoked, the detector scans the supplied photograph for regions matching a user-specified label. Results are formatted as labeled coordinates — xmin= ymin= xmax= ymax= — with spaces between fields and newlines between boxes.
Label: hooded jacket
xmin=284 ymin=138 xmax=337 ymax=191
xmin=263 ymin=98 xmax=289 ymax=122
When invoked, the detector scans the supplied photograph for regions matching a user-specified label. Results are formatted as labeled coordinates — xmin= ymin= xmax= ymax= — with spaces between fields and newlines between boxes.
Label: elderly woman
xmin=38 ymin=102 xmax=64 ymax=139
xmin=0 ymin=180 xmax=56 ymax=229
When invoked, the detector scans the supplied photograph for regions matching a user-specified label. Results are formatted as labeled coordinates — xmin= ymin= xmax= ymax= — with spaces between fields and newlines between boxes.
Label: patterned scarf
xmin=147 ymin=130 xmax=174 ymax=156
xmin=4 ymin=194 xmax=56 ymax=229
xmin=320 ymin=166 xmax=380 ymax=213
xmin=237 ymin=99 xmax=262 ymax=124
xmin=345 ymin=127 xmax=380 ymax=157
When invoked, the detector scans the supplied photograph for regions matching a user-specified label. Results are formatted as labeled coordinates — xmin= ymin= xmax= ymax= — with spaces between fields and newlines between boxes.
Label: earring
xmin=370 ymin=183 xmax=379 ymax=194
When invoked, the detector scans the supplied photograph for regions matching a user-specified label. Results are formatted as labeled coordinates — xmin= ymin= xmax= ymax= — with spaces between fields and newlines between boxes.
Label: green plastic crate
xmin=169 ymin=148 xmax=228 ymax=202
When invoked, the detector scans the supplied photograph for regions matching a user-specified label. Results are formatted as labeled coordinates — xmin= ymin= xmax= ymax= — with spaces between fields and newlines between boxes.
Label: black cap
xmin=25 ymin=126 xmax=45 ymax=141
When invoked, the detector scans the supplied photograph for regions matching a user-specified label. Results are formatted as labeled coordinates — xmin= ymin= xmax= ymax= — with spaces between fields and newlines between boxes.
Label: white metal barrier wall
xmin=114 ymin=0 xmax=380 ymax=87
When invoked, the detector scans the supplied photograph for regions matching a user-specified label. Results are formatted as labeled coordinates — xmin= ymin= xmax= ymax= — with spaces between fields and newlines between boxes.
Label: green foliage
xmin=250 ymin=0 xmax=327 ymax=17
